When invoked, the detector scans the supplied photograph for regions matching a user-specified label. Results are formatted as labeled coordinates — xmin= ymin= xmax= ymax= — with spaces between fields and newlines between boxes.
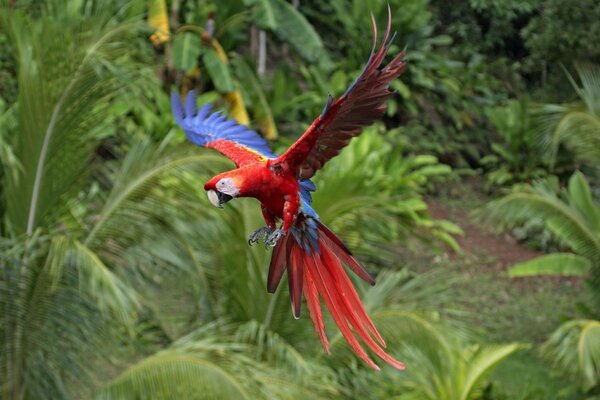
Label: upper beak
xmin=207 ymin=189 xmax=233 ymax=208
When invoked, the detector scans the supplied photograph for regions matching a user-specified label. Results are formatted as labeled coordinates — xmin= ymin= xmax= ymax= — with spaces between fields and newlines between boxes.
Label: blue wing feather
xmin=171 ymin=90 xmax=277 ymax=159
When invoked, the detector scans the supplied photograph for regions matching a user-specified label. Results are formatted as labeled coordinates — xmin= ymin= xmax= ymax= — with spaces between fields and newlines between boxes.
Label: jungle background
xmin=1 ymin=0 xmax=600 ymax=398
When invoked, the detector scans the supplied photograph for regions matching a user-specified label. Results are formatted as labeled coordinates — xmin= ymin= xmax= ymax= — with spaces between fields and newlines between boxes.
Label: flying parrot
xmin=171 ymin=10 xmax=407 ymax=370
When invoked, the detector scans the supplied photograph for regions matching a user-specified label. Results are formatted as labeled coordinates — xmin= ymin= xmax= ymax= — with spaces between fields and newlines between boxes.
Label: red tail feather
xmin=317 ymin=221 xmax=376 ymax=285
xmin=288 ymin=244 xmax=304 ymax=319
xmin=270 ymin=222 xmax=405 ymax=370
xmin=303 ymin=264 xmax=330 ymax=353
xmin=267 ymin=234 xmax=290 ymax=293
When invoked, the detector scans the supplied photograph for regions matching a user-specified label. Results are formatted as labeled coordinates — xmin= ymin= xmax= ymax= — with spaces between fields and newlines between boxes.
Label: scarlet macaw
xmin=171 ymin=11 xmax=407 ymax=370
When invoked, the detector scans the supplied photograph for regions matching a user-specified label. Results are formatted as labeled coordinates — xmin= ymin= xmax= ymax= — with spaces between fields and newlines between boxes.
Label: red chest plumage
xmin=236 ymin=162 xmax=299 ymax=219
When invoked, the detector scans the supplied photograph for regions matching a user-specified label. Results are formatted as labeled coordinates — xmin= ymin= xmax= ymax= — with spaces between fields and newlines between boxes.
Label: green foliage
xmin=245 ymin=0 xmax=331 ymax=68
xmin=311 ymin=126 xmax=461 ymax=258
xmin=1 ymin=4 xmax=141 ymax=235
xmin=541 ymin=319 xmax=600 ymax=392
xmin=172 ymin=32 xmax=201 ymax=72
xmin=2 ymin=0 xmax=596 ymax=398
xmin=509 ymin=253 xmax=592 ymax=277
xmin=523 ymin=0 xmax=600 ymax=67
xmin=432 ymin=0 xmax=539 ymax=58
xmin=480 ymin=171 xmax=600 ymax=304
xmin=329 ymin=309 xmax=524 ymax=399
xmin=538 ymin=64 xmax=600 ymax=172
xmin=480 ymin=97 xmax=549 ymax=189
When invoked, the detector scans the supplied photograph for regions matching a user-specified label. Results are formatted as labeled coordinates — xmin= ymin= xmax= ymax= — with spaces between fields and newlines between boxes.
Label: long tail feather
xmin=303 ymin=259 xmax=330 ymax=353
xmin=304 ymin=252 xmax=381 ymax=370
xmin=269 ymin=218 xmax=405 ymax=370
xmin=288 ymin=244 xmax=304 ymax=318
xmin=320 ymin=244 xmax=385 ymax=346
xmin=267 ymin=234 xmax=290 ymax=293
xmin=317 ymin=222 xmax=375 ymax=285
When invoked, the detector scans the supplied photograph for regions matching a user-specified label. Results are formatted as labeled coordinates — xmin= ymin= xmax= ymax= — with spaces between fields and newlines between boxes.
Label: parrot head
xmin=204 ymin=173 xmax=241 ymax=208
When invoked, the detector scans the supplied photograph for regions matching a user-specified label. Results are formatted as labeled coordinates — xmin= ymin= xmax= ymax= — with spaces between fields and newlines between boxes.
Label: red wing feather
xmin=278 ymin=7 xmax=407 ymax=179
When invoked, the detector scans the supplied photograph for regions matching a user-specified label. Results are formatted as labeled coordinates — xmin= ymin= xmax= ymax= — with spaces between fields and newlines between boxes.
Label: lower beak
xmin=207 ymin=190 xmax=233 ymax=208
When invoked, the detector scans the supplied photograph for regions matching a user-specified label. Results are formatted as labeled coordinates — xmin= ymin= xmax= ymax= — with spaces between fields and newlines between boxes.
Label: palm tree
xmin=541 ymin=319 xmax=600 ymax=393
xmin=539 ymin=63 xmax=600 ymax=171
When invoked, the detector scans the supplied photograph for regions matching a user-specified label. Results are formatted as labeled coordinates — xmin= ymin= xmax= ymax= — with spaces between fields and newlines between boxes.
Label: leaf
xmin=480 ymin=179 xmax=600 ymax=263
xmin=245 ymin=0 xmax=277 ymax=29
xmin=567 ymin=171 xmax=600 ymax=234
xmin=249 ymin=0 xmax=331 ymax=68
xmin=460 ymin=343 xmax=525 ymax=400
xmin=148 ymin=0 xmax=170 ymax=46
xmin=231 ymin=55 xmax=278 ymax=139
xmin=2 ymin=8 xmax=144 ymax=236
xmin=46 ymin=236 xmax=138 ymax=324
xmin=542 ymin=319 xmax=600 ymax=390
xmin=97 ymin=353 xmax=251 ymax=400
xmin=508 ymin=253 xmax=592 ymax=277
xmin=224 ymin=91 xmax=250 ymax=126
xmin=172 ymin=32 xmax=201 ymax=72
xmin=539 ymin=64 xmax=600 ymax=171
xmin=202 ymin=47 xmax=234 ymax=92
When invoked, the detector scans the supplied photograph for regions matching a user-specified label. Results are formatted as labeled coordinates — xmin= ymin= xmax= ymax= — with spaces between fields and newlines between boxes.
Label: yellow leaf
xmin=460 ymin=110 xmax=474 ymax=127
xmin=148 ymin=0 xmax=170 ymax=46
xmin=210 ymin=39 xmax=229 ymax=63
xmin=257 ymin=117 xmax=278 ymax=140
xmin=224 ymin=91 xmax=250 ymax=126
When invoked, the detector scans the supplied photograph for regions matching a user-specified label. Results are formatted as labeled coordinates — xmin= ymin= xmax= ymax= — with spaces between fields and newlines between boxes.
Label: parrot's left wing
xmin=276 ymin=8 xmax=407 ymax=179
xmin=172 ymin=91 xmax=277 ymax=167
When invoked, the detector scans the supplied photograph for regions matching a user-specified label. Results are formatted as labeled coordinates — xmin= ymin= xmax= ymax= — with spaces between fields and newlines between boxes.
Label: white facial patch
xmin=216 ymin=178 xmax=240 ymax=197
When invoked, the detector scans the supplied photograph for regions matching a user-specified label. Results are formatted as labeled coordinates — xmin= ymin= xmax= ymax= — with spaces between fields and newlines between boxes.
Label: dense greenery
xmin=0 ymin=0 xmax=599 ymax=398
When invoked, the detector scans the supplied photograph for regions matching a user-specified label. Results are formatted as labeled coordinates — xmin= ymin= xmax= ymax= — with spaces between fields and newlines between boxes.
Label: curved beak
xmin=207 ymin=189 xmax=233 ymax=208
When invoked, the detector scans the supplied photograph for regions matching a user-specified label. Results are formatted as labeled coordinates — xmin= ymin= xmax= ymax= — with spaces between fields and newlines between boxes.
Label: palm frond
xmin=84 ymin=139 xmax=225 ymax=254
xmin=479 ymin=177 xmax=600 ymax=262
xmin=538 ymin=63 xmax=600 ymax=170
xmin=1 ymin=3 xmax=144 ymax=235
xmin=460 ymin=343 xmax=526 ymax=400
xmin=479 ymin=172 xmax=600 ymax=304
xmin=508 ymin=253 xmax=592 ymax=277
xmin=328 ymin=307 xmax=522 ymax=400
xmin=97 ymin=352 xmax=252 ymax=400
xmin=541 ymin=319 xmax=600 ymax=391
xmin=100 ymin=322 xmax=340 ymax=400
xmin=0 ymin=233 xmax=131 ymax=399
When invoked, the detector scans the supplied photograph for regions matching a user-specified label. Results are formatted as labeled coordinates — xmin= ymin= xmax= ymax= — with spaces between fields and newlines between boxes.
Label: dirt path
xmin=426 ymin=198 xmax=543 ymax=271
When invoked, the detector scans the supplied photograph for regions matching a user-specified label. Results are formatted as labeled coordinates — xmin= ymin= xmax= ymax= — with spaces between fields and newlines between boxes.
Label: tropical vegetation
xmin=1 ymin=0 xmax=599 ymax=398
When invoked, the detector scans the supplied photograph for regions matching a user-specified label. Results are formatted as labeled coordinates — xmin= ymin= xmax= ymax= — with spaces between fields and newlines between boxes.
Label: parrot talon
xmin=265 ymin=229 xmax=285 ymax=247
xmin=248 ymin=226 xmax=274 ymax=246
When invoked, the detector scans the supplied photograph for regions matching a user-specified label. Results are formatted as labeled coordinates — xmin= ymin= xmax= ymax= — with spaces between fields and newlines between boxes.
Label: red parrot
xmin=172 ymin=10 xmax=407 ymax=370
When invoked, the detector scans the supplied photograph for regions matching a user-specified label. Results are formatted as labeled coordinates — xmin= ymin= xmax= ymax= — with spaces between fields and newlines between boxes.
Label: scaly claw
xmin=248 ymin=226 xmax=274 ymax=246
xmin=265 ymin=229 xmax=285 ymax=247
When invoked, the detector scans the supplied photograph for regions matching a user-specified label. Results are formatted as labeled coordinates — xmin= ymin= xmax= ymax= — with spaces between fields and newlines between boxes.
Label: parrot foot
xmin=248 ymin=227 xmax=274 ymax=246
xmin=265 ymin=229 xmax=285 ymax=247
